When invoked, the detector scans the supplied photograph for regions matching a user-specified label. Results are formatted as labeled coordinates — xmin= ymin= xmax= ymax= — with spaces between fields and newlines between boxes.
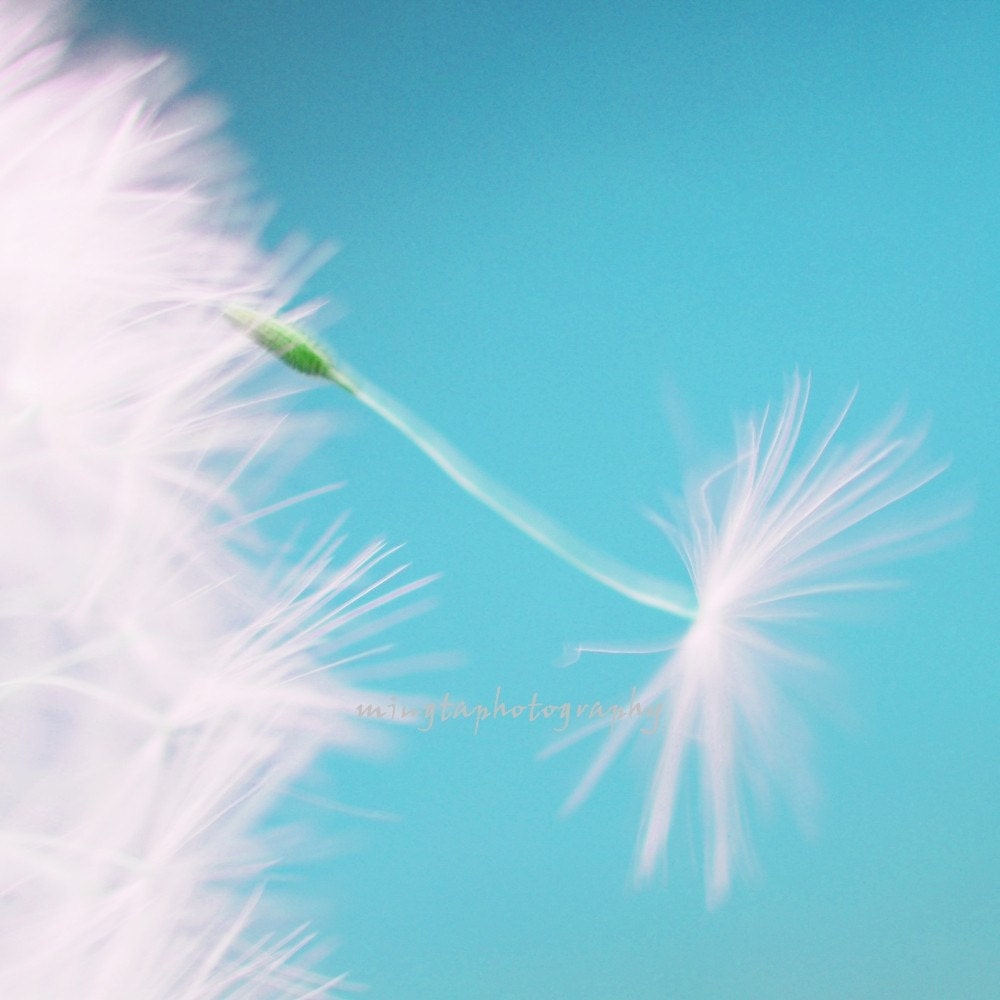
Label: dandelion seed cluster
xmin=0 ymin=2 xmax=421 ymax=995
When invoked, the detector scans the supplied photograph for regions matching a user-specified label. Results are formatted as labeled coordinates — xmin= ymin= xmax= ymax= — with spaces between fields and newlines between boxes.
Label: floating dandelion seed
xmin=233 ymin=307 xmax=951 ymax=903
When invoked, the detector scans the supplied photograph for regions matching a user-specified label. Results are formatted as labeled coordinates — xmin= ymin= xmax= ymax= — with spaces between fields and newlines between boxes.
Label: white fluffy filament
xmin=558 ymin=374 xmax=948 ymax=904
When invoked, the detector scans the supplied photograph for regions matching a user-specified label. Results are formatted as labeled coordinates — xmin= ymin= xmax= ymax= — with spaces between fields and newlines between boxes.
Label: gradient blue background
xmin=84 ymin=2 xmax=997 ymax=996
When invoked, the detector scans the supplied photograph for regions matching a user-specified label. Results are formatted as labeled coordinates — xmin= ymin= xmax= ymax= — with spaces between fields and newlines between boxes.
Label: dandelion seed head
xmin=1 ymin=3 xmax=415 ymax=995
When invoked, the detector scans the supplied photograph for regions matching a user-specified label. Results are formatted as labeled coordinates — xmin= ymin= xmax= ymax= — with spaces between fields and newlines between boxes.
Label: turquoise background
xmin=84 ymin=2 xmax=996 ymax=997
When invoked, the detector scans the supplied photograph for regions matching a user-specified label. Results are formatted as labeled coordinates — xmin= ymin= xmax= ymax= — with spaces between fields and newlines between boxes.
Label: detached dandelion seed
xmin=233 ymin=305 xmax=952 ymax=903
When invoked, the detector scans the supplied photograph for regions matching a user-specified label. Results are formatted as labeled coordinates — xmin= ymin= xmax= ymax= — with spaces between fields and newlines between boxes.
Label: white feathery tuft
xmin=562 ymin=373 xmax=948 ymax=905
xmin=0 ymin=2 xmax=424 ymax=994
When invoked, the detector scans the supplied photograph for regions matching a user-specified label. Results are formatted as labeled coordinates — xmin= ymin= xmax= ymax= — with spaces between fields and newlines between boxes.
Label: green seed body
xmin=224 ymin=305 xmax=357 ymax=392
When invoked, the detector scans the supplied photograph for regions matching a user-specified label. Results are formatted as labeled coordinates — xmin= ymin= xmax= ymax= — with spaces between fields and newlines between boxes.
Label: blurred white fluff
xmin=561 ymin=374 xmax=947 ymax=904
xmin=0 ymin=2 xmax=423 ymax=995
